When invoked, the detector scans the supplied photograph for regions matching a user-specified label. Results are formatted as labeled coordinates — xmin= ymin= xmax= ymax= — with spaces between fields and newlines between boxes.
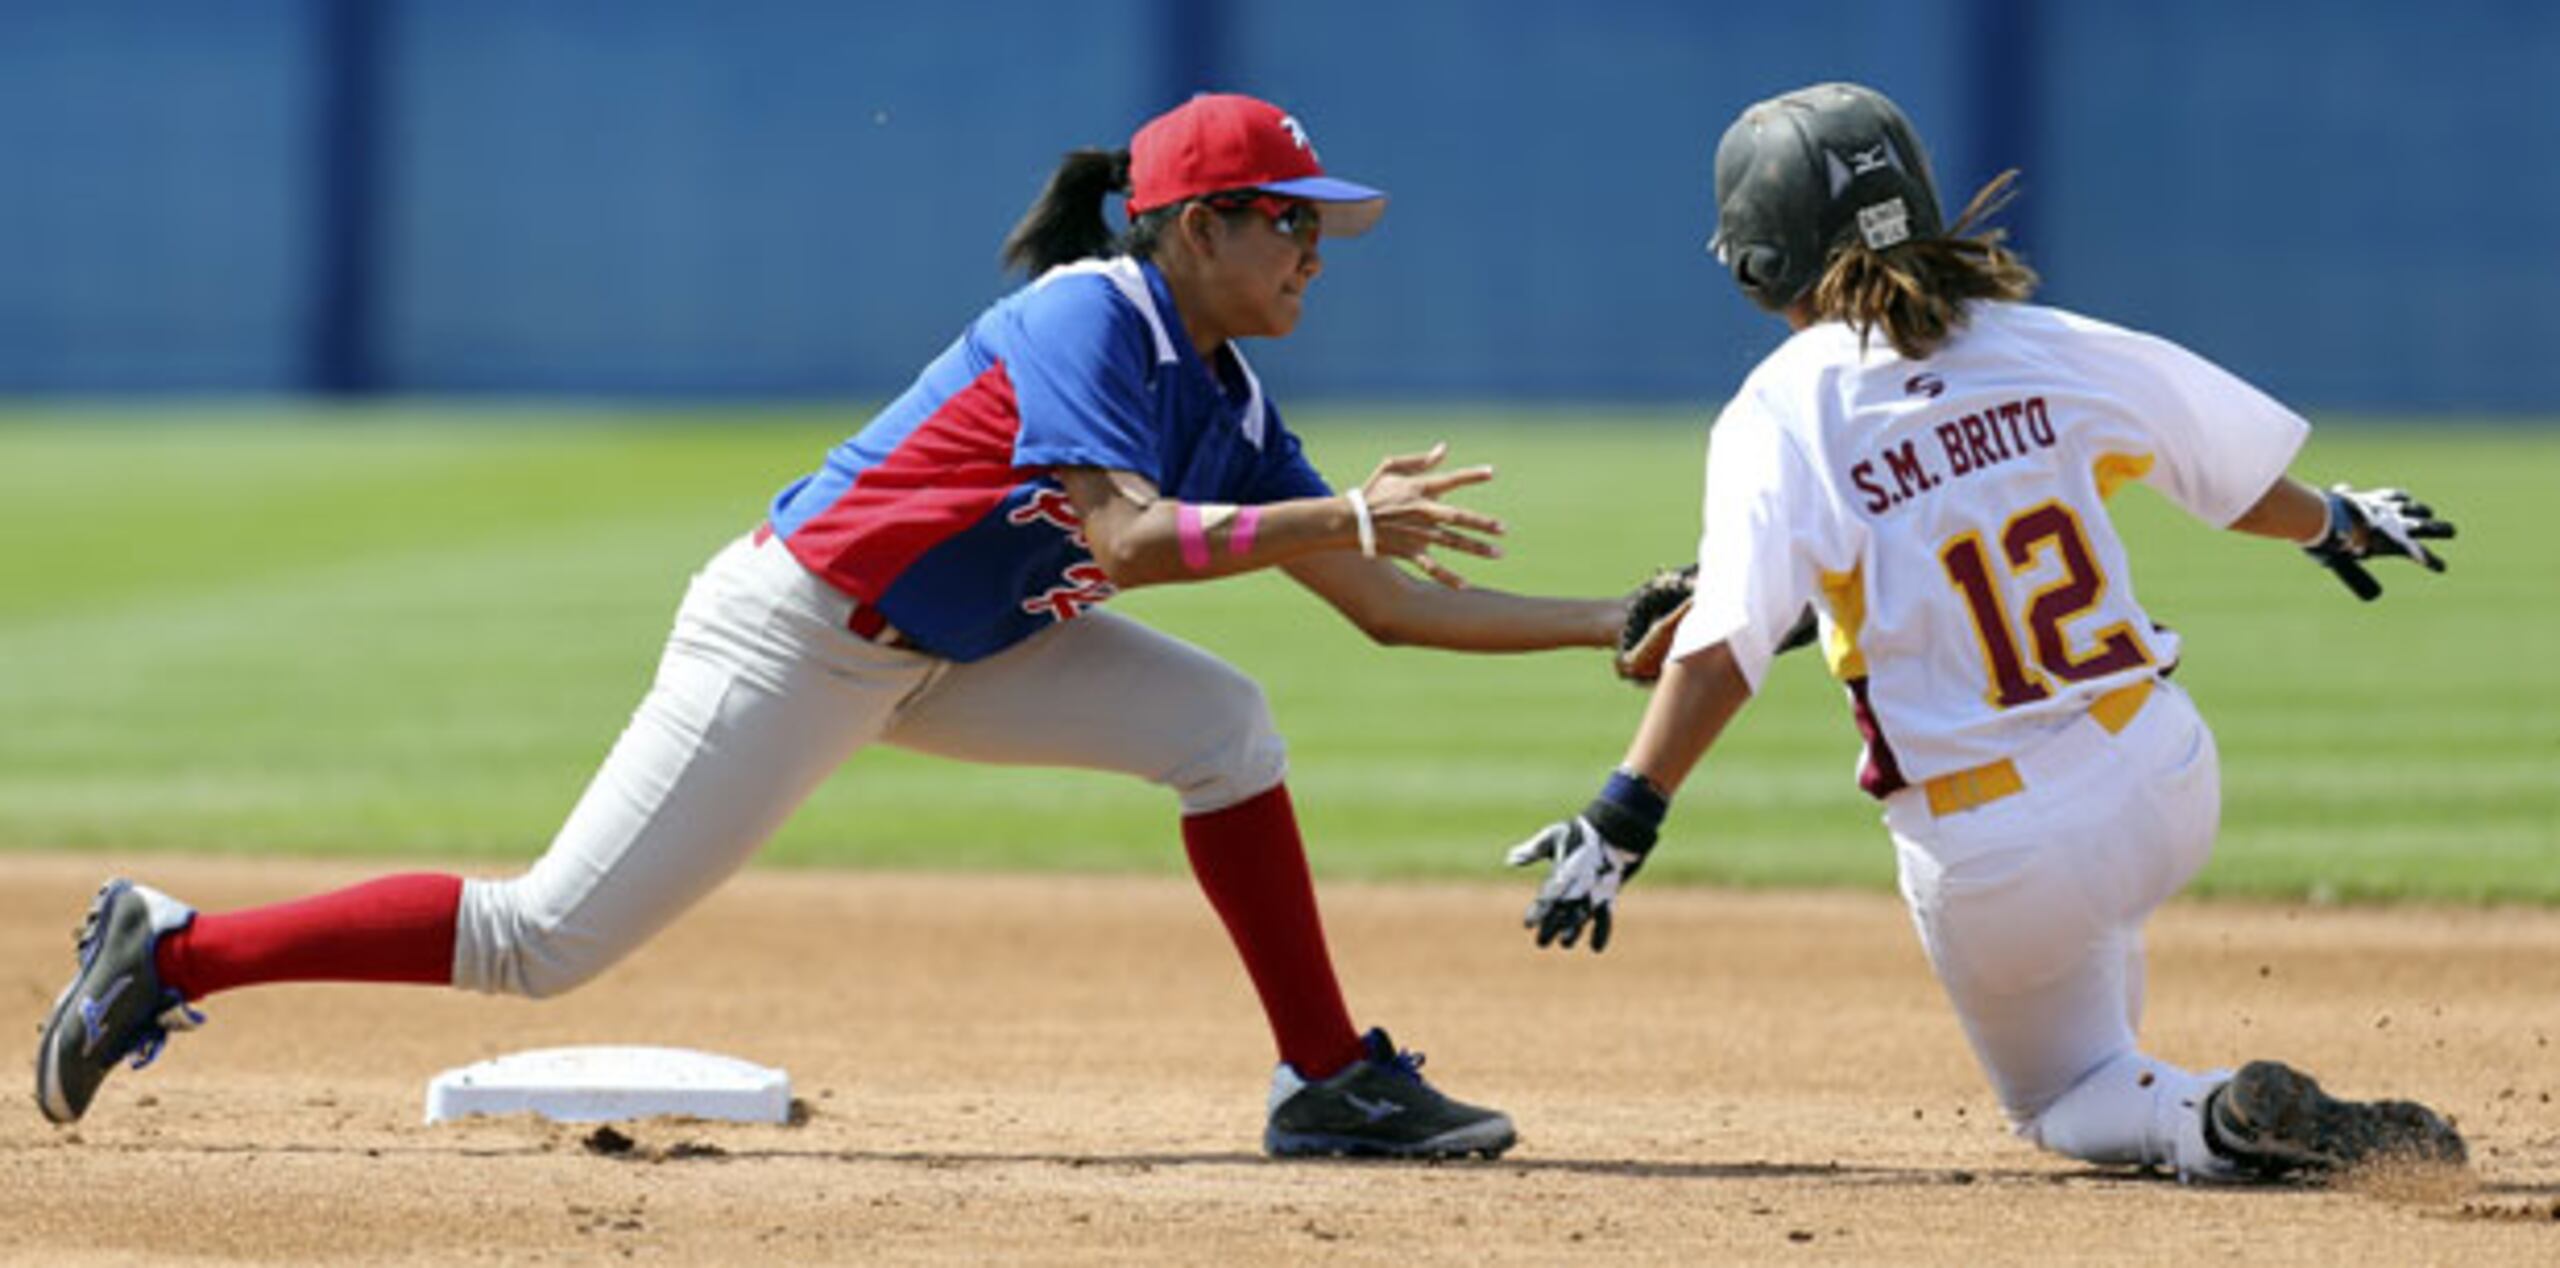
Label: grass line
xmin=3 ymin=410 xmax=2553 ymax=901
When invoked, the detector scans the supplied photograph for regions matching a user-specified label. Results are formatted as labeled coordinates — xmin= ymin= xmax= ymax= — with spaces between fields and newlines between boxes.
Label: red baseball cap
xmin=1126 ymin=94 xmax=1387 ymax=238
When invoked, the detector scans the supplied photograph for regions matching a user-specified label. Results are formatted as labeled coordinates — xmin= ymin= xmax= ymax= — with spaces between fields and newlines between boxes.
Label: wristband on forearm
xmin=1581 ymin=768 xmax=1668 ymax=855
xmin=2301 ymin=491 xmax=2354 ymax=552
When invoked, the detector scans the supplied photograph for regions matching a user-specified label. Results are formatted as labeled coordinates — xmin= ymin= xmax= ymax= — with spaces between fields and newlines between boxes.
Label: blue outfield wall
xmin=0 ymin=3 xmax=316 ymax=392
xmin=0 ymin=1 xmax=2553 ymax=412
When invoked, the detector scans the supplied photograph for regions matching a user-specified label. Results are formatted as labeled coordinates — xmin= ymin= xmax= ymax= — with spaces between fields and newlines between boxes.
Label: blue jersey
xmin=766 ymin=257 xmax=1332 ymax=662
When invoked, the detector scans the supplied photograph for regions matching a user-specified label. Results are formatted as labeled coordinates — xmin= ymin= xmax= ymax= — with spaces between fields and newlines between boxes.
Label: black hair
xmin=999 ymin=148 xmax=1146 ymax=275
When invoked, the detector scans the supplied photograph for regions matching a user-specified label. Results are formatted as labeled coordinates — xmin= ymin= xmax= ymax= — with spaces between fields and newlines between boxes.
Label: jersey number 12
xmin=1939 ymin=499 xmax=2152 ymax=709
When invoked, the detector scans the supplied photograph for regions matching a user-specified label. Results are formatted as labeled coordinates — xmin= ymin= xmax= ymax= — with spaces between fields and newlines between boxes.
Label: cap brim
xmin=1262 ymin=175 xmax=1388 ymax=238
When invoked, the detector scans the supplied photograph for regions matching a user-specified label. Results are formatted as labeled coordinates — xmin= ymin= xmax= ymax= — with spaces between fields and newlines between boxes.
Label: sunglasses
xmin=1203 ymin=191 xmax=1320 ymax=242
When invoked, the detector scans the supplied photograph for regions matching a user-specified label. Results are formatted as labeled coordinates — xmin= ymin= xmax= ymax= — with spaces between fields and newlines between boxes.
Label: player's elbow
xmin=1082 ymin=534 xmax=1169 ymax=591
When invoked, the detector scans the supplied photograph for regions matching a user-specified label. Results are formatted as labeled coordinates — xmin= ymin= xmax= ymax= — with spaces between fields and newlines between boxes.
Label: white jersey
xmin=1670 ymin=301 xmax=2307 ymax=791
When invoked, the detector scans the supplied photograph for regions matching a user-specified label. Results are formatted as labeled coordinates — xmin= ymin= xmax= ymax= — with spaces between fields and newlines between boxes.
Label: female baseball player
xmin=38 ymin=93 xmax=1631 ymax=1158
xmin=1509 ymin=82 xmax=2465 ymax=1181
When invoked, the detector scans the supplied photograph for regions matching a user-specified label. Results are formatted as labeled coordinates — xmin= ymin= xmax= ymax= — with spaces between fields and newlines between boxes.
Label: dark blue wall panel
xmin=381 ymin=1 xmax=1153 ymax=394
xmin=0 ymin=2 xmax=2552 ymax=410
xmin=0 ymin=2 xmax=312 ymax=391
xmin=1224 ymin=0 xmax=1975 ymax=401
xmin=2035 ymin=1 xmax=2560 ymax=411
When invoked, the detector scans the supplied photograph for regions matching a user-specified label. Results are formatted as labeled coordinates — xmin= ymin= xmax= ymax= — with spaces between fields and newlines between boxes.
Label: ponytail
xmin=1000 ymin=148 xmax=1132 ymax=276
xmin=1808 ymin=170 xmax=2040 ymax=361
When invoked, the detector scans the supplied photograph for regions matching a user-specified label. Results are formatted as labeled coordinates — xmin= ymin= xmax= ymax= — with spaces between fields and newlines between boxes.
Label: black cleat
xmin=1263 ymin=1028 xmax=1516 ymax=1159
xmin=2204 ymin=1059 xmax=2465 ymax=1178
xmin=34 ymin=879 xmax=204 ymax=1125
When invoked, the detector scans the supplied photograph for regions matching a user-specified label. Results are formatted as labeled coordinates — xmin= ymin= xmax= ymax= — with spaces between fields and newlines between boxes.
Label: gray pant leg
xmin=883 ymin=610 xmax=1286 ymax=815
xmin=452 ymin=535 xmax=930 ymax=997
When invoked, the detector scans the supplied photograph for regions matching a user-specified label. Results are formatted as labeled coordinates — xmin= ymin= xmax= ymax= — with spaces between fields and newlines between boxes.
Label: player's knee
xmin=449 ymin=877 xmax=628 ymax=1000
xmin=1160 ymin=669 xmax=1288 ymax=815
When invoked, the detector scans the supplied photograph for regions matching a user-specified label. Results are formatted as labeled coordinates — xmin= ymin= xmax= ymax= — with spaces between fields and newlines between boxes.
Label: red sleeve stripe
xmin=781 ymin=361 xmax=1033 ymax=601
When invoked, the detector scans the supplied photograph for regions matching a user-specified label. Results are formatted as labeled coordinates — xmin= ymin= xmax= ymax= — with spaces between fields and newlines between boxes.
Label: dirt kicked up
xmin=6 ymin=852 xmax=2560 ymax=1263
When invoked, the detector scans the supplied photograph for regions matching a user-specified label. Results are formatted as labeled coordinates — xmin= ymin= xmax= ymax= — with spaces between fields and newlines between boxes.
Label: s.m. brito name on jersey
xmin=1849 ymin=396 xmax=2059 ymax=514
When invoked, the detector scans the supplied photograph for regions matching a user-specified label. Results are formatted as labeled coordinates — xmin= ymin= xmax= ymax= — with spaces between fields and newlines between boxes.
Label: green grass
xmin=2 ymin=407 xmax=2554 ymax=900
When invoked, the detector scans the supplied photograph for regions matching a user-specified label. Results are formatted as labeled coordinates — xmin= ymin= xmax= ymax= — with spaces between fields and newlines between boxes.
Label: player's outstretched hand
xmin=1359 ymin=442 xmax=1505 ymax=588
xmin=1505 ymin=816 xmax=1646 ymax=953
xmin=2304 ymin=484 xmax=2456 ymax=601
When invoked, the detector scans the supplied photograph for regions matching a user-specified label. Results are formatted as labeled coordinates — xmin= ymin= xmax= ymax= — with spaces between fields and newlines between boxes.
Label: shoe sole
xmin=2219 ymin=1060 xmax=2465 ymax=1173
xmin=32 ymin=880 xmax=132 ymax=1126
xmin=1264 ymin=1116 xmax=1518 ymax=1160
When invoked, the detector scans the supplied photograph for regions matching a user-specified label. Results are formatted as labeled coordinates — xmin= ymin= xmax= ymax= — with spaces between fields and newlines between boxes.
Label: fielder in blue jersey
xmin=38 ymin=93 xmax=1637 ymax=1159
xmin=765 ymin=242 xmax=1335 ymax=662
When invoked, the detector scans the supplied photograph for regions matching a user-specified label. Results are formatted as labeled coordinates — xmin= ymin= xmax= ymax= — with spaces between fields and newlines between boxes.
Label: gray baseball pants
xmin=450 ymin=532 xmax=1287 ymax=998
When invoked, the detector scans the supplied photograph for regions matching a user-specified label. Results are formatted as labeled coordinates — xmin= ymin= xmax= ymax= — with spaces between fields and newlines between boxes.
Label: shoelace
xmin=1383 ymin=1047 xmax=1428 ymax=1084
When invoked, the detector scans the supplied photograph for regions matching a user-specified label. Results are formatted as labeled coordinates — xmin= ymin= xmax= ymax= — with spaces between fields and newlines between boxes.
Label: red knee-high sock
xmin=154 ymin=874 xmax=465 ymax=1000
xmin=1181 ymin=784 xmax=1365 ymax=1079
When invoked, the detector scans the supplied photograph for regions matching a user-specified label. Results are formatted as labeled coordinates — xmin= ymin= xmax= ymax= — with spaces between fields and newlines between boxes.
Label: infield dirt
xmin=6 ymin=852 xmax=2560 ymax=1264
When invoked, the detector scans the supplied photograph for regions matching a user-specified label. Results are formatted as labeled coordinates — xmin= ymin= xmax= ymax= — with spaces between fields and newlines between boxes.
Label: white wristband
xmin=1345 ymin=488 xmax=1377 ymax=558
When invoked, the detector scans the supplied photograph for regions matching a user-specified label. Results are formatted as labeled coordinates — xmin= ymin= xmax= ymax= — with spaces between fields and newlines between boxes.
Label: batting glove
xmin=1507 ymin=817 xmax=1647 ymax=952
xmin=2304 ymin=484 xmax=2455 ymax=601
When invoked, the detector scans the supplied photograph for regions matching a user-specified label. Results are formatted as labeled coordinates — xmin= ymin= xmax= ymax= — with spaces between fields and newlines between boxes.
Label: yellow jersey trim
xmin=1819 ymin=563 xmax=1866 ymax=681
xmin=2093 ymin=451 xmax=2156 ymax=500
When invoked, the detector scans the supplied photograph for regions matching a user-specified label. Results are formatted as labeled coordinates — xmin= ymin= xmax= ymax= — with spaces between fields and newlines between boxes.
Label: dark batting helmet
xmin=1710 ymin=83 xmax=1944 ymax=312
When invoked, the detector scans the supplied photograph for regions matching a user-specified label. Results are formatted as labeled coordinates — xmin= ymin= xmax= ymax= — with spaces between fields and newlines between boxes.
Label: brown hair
xmin=1805 ymin=170 xmax=2039 ymax=360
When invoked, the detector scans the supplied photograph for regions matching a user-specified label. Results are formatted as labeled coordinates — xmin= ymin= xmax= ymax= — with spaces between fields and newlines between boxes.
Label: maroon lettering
xmin=2024 ymin=396 xmax=2056 ymax=446
xmin=1936 ymin=421 xmax=1972 ymax=477
xmin=1958 ymin=413 xmax=2000 ymax=471
xmin=1884 ymin=441 xmax=1934 ymax=498
xmin=1890 ymin=397 xmax=2058 ymax=504
xmin=1996 ymin=400 xmax=2029 ymax=455
xmin=1851 ymin=460 xmax=1892 ymax=513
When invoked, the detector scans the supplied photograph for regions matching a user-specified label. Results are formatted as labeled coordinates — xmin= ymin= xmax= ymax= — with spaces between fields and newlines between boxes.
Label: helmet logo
xmin=1825 ymin=138 xmax=1907 ymax=196
xmin=1278 ymin=114 xmax=1318 ymax=158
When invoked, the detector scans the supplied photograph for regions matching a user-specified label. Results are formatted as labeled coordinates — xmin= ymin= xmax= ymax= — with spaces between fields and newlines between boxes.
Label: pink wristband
xmin=1227 ymin=505 xmax=1262 ymax=558
xmin=1176 ymin=502 xmax=1212 ymax=572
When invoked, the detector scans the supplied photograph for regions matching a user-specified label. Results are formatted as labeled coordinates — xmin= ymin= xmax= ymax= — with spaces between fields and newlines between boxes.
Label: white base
xmin=423 ymin=1045 xmax=791 ymax=1125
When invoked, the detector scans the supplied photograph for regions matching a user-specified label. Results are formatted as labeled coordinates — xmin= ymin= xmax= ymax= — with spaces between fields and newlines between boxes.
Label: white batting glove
xmin=2303 ymin=485 xmax=2455 ymax=601
xmin=2330 ymin=486 xmax=2451 ymax=568
xmin=1506 ymin=817 xmax=1646 ymax=953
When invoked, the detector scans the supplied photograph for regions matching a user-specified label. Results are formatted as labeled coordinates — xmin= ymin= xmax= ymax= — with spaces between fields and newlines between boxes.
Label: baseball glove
xmin=1614 ymin=564 xmax=1696 ymax=684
